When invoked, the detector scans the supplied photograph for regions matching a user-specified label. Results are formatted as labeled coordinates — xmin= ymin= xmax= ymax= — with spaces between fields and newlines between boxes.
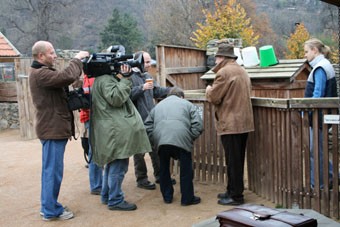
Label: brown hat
xmin=215 ymin=44 xmax=238 ymax=59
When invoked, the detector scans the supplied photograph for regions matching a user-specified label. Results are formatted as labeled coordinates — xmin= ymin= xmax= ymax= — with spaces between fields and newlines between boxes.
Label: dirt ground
xmin=0 ymin=129 xmax=276 ymax=227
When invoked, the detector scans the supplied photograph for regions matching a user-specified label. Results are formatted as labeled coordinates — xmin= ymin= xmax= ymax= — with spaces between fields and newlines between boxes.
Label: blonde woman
xmin=304 ymin=38 xmax=337 ymax=188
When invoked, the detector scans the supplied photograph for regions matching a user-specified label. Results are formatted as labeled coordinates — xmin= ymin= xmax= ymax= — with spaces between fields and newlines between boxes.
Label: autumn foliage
xmin=191 ymin=0 xmax=259 ymax=49
xmin=285 ymin=23 xmax=310 ymax=59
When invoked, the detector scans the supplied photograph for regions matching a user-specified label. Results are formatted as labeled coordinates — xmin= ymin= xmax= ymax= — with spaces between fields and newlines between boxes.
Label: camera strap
xmin=83 ymin=87 xmax=94 ymax=164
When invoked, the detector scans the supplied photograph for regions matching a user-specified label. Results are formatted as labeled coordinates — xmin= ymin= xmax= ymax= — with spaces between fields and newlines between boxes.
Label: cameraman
xmin=29 ymin=41 xmax=89 ymax=221
xmin=130 ymin=51 xmax=174 ymax=190
xmin=90 ymin=64 xmax=152 ymax=211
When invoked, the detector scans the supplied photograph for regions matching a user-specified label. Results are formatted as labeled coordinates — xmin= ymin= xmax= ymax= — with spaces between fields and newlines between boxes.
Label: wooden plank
xmin=291 ymin=110 xmax=303 ymax=208
xmin=165 ymin=74 xmax=178 ymax=87
xmin=246 ymin=68 xmax=299 ymax=73
xmin=330 ymin=118 xmax=339 ymax=219
xmin=0 ymin=82 xmax=17 ymax=101
xmin=268 ymin=108 xmax=275 ymax=202
xmin=266 ymin=107 xmax=272 ymax=201
xmin=251 ymin=81 xmax=306 ymax=90
xmin=157 ymin=45 xmax=167 ymax=87
xmin=253 ymin=108 xmax=260 ymax=193
xmin=248 ymin=72 xmax=301 ymax=79
xmin=247 ymin=131 xmax=255 ymax=191
xmin=321 ymin=109 xmax=330 ymax=217
xmin=312 ymin=111 xmax=321 ymax=212
xmin=302 ymin=110 xmax=312 ymax=208
xmin=157 ymin=44 xmax=206 ymax=52
xmin=280 ymin=110 xmax=287 ymax=208
xmin=277 ymin=110 xmax=283 ymax=206
xmin=259 ymin=107 xmax=265 ymax=197
xmin=202 ymin=102 xmax=210 ymax=182
xmin=272 ymin=108 xmax=278 ymax=204
xmin=165 ymin=66 xmax=207 ymax=74
xmin=203 ymin=100 xmax=213 ymax=183
xmin=251 ymin=98 xmax=289 ymax=109
xmin=289 ymin=98 xmax=340 ymax=109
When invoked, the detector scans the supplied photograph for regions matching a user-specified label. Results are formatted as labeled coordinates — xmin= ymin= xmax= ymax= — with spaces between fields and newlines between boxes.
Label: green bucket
xmin=259 ymin=45 xmax=278 ymax=67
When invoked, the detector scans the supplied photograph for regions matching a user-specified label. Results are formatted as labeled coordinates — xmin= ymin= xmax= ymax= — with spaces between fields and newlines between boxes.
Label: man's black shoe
xmin=137 ymin=181 xmax=156 ymax=190
xmin=156 ymin=178 xmax=176 ymax=185
xmin=217 ymin=192 xmax=229 ymax=199
xmin=181 ymin=196 xmax=201 ymax=206
xmin=163 ymin=199 xmax=172 ymax=204
xmin=108 ymin=201 xmax=137 ymax=211
xmin=218 ymin=197 xmax=244 ymax=206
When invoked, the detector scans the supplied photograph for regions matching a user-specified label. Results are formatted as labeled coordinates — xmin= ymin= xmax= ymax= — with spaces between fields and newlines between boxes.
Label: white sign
xmin=324 ymin=115 xmax=340 ymax=124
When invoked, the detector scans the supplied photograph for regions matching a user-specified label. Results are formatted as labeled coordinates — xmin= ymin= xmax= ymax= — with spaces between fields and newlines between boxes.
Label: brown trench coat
xmin=205 ymin=60 xmax=254 ymax=135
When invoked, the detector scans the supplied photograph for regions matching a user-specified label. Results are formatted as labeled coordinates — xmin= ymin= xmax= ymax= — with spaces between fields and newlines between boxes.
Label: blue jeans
xmin=40 ymin=139 xmax=67 ymax=218
xmin=101 ymin=159 xmax=129 ymax=206
xmin=310 ymin=127 xmax=333 ymax=187
xmin=85 ymin=121 xmax=103 ymax=192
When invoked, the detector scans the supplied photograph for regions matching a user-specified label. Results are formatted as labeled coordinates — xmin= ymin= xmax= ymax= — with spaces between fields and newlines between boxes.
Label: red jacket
xmin=79 ymin=75 xmax=95 ymax=123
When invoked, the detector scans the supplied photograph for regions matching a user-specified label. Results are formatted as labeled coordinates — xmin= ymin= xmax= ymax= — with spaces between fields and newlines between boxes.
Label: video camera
xmin=82 ymin=45 xmax=144 ymax=78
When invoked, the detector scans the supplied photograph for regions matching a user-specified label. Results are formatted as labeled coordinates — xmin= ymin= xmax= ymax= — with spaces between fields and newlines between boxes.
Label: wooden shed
xmin=0 ymin=32 xmax=21 ymax=102
xmin=201 ymin=59 xmax=311 ymax=98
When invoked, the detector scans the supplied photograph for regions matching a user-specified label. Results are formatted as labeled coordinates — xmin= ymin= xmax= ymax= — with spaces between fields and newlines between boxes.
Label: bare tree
xmin=1 ymin=0 xmax=75 ymax=54
xmin=143 ymin=0 xmax=212 ymax=50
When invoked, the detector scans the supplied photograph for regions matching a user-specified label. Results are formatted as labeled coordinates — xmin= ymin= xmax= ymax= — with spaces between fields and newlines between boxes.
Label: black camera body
xmin=82 ymin=45 xmax=144 ymax=78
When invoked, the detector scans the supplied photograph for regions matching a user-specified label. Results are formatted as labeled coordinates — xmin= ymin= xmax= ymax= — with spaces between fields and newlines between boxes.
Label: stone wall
xmin=0 ymin=102 xmax=19 ymax=130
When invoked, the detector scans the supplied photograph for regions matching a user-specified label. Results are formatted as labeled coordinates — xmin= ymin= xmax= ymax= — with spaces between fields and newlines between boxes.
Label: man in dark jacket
xmin=144 ymin=87 xmax=203 ymax=205
xmin=130 ymin=51 xmax=173 ymax=190
xmin=29 ymin=41 xmax=89 ymax=221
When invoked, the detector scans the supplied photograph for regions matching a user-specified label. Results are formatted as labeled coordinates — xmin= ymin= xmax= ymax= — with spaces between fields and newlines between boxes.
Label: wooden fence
xmin=249 ymin=98 xmax=339 ymax=219
xmin=186 ymin=91 xmax=340 ymax=219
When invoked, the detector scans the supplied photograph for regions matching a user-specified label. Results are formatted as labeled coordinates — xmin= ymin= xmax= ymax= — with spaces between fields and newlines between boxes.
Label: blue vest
xmin=304 ymin=57 xmax=337 ymax=98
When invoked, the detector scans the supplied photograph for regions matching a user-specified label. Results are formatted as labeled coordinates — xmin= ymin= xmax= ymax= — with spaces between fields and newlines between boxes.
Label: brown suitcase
xmin=216 ymin=204 xmax=317 ymax=227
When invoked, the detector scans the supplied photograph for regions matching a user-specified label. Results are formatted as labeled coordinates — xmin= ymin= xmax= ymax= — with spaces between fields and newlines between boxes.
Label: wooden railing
xmin=185 ymin=91 xmax=340 ymax=219
xmin=248 ymin=97 xmax=339 ymax=219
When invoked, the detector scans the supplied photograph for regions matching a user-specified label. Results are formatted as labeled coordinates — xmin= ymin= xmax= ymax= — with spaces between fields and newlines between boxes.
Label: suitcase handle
xmin=253 ymin=213 xmax=271 ymax=220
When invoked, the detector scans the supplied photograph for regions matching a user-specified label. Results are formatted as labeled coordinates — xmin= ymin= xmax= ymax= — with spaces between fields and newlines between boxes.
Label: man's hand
xmin=205 ymin=85 xmax=212 ymax=94
xmin=74 ymin=51 xmax=89 ymax=60
xmin=117 ymin=64 xmax=132 ymax=79
xmin=143 ymin=81 xmax=154 ymax=90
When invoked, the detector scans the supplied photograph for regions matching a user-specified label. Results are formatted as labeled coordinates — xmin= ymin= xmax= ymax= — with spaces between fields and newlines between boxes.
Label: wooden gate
xmin=156 ymin=44 xmax=208 ymax=90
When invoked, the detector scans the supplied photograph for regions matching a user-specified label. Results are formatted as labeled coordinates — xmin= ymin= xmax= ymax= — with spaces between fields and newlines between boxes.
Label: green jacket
xmin=90 ymin=75 xmax=151 ymax=166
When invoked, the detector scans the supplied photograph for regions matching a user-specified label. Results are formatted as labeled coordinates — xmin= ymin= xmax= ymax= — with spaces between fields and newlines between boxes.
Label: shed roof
xmin=0 ymin=32 xmax=21 ymax=57
xmin=201 ymin=59 xmax=310 ymax=82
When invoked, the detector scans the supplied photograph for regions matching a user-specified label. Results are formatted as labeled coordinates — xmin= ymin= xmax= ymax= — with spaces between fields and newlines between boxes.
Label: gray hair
xmin=167 ymin=87 xmax=184 ymax=98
